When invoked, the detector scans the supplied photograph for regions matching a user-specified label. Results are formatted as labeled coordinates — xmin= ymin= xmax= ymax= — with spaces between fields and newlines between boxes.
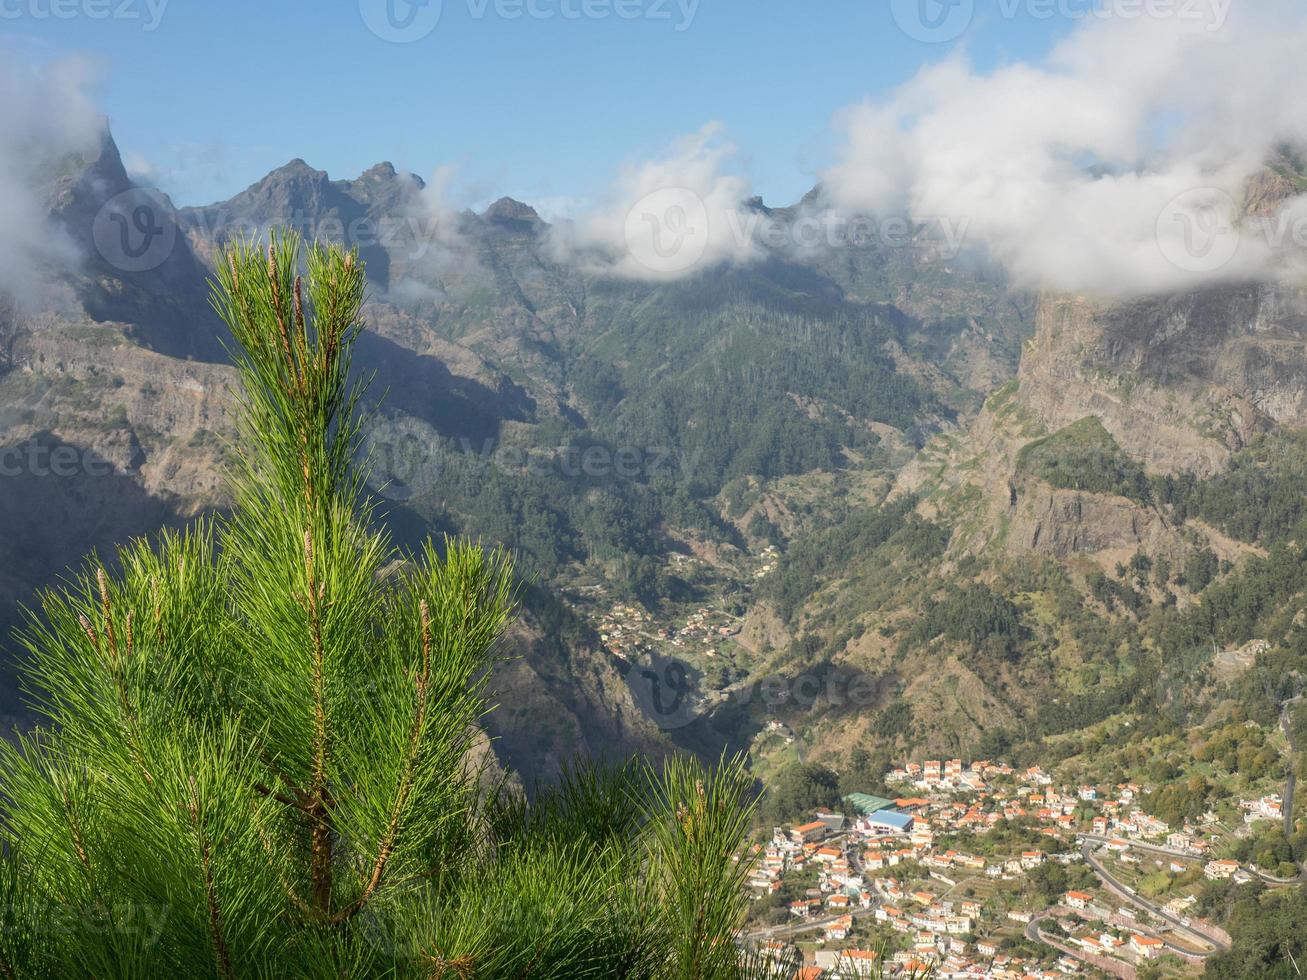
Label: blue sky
xmin=3 ymin=0 xmax=1073 ymax=210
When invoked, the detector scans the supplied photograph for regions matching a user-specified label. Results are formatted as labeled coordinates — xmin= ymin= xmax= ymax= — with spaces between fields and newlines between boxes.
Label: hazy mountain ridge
xmin=5 ymin=129 xmax=1307 ymax=812
xmin=746 ymin=159 xmax=1307 ymax=777
xmin=1 ymin=126 xmax=1043 ymax=780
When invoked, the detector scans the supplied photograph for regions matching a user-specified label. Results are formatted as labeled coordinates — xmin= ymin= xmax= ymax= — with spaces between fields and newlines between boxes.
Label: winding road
xmin=1078 ymin=839 xmax=1228 ymax=956
xmin=1023 ymin=914 xmax=1136 ymax=979
xmin=1078 ymin=833 xmax=1307 ymax=886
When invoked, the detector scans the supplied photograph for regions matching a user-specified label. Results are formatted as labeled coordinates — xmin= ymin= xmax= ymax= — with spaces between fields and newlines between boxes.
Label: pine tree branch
xmin=88 ymin=571 xmax=154 ymax=786
xmin=266 ymin=246 xmax=304 ymax=400
xmin=60 ymin=791 xmax=91 ymax=877
xmin=424 ymin=954 xmax=477 ymax=979
xmin=252 ymin=782 xmax=312 ymax=812
xmin=187 ymin=779 xmax=235 ymax=980
xmin=255 ymin=823 xmax=319 ymax=922
xmin=330 ymin=602 xmax=433 ymax=925
xmin=303 ymin=527 xmax=334 ymax=915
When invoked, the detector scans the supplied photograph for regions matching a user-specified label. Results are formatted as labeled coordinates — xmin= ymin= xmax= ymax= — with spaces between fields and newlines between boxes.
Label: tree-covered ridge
xmin=1015 ymin=416 xmax=1152 ymax=504
xmin=747 ymin=404 xmax=1307 ymax=769
xmin=369 ymin=297 xmax=941 ymax=599
xmin=1154 ymin=430 xmax=1307 ymax=545
xmin=759 ymin=496 xmax=950 ymax=625
xmin=373 ymin=256 xmax=975 ymax=602
xmin=0 ymin=236 xmax=765 ymax=978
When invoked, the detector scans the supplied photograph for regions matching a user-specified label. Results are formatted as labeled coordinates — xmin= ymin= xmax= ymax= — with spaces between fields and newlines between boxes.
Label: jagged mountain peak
xmin=360 ymin=161 xmax=398 ymax=180
xmin=482 ymin=196 xmax=542 ymax=228
xmin=191 ymin=157 xmax=424 ymax=219
xmin=271 ymin=157 xmax=321 ymax=176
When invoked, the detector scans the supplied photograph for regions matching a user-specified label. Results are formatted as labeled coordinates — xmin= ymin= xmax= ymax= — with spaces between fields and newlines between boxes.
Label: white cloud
xmin=122 ymin=151 xmax=160 ymax=185
xmin=822 ymin=1 xmax=1307 ymax=297
xmin=547 ymin=123 xmax=765 ymax=281
xmin=0 ymin=56 xmax=103 ymax=306
xmin=382 ymin=164 xmax=484 ymax=304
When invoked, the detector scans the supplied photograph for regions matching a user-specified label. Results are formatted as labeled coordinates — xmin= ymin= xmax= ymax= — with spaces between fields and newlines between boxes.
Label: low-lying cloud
xmin=822 ymin=0 xmax=1307 ymax=297
xmin=11 ymin=7 xmax=1307 ymax=303
xmin=383 ymin=164 xmax=489 ymax=304
xmin=0 ymin=57 xmax=102 ymax=306
xmin=547 ymin=123 xmax=765 ymax=281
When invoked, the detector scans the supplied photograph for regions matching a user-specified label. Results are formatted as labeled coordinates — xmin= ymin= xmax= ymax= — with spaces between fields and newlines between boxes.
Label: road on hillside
xmin=1079 ymin=840 xmax=1228 ymax=955
xmin=744 ymin=906 xmax=877 ymax=942
xmin=1079 ymin=833 xmax=1307 ymax=886
xmin=1023 ymin=914 xmax=1136 ymax=980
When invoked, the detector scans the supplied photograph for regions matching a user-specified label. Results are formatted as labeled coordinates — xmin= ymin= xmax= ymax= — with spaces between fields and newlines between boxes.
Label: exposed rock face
xmin=180 ymin=158 xmax=427 ymax=290
xmin=3 ymin=127 xmax=1042 ymax=781
xmin=47 ymin=128 xmax=224 ymax=361
xmin=1009 ymin=486 xmax=1168 ymax=559
xmin=1020 ymin=287 xmax=1307 ymax=476
xmin=897 ymin=278 xmax=1307 ymax=568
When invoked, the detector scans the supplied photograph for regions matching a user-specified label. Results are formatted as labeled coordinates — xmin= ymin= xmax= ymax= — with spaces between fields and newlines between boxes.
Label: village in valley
xmin=553 ymin=548 xmax=1303 ymax=979
xmin=737 ymin=758 xmax=1298 ymax=979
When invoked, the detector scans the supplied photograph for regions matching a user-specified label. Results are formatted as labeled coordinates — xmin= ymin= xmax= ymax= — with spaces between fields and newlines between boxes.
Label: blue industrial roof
xmin=867 ymin=809 xmax=913 ymax=831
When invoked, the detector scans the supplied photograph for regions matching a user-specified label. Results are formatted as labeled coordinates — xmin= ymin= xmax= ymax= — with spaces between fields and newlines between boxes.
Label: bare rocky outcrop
xmin=1019 ymin=287 xmax=1307 ymax=476
xmin=896 ymin=275 xmax=1307 ymax=570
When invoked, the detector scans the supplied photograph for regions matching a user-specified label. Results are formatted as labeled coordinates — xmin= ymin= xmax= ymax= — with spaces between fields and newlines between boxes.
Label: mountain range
xmin=4 ymin=126 xmax=1306 ymax=800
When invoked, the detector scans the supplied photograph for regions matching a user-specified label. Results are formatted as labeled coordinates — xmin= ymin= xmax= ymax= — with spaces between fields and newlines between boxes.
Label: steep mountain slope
xmin=46 ymin=130 xmax=225 ymax=361
xmin=0 ymin=129 xmax=1034 ymax=781
xmin=744 ymin=163 xmax=1307 ymax=787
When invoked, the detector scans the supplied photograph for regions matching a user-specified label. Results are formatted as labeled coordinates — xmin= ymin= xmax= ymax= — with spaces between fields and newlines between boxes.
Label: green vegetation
xmin=764 ymin=762 xmax=842 ymax=824
xmin=394 ymin=277 xmax=950 ymax=605
xmin=759 ymin=496 xmax=948 ymax=623
xmin=1016 ymin=417 xmax=1151 ymax=504
xmin=1205 ymin=881 xmax=1307 ymax=979
xmin=903 ymin=582 xmax=1025 ymax=662
xmin=0 ymin=237 xmax=762 ymax=978
xmin=1023 ymin=861 xmax=1098 ymax=907
xmin=1155 ymin=430 xmax=1307 ymax=545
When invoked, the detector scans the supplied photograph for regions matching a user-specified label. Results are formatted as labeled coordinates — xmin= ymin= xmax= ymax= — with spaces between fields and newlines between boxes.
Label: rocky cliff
xmin=1 ymin=127 xmax=1041 ymax=780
